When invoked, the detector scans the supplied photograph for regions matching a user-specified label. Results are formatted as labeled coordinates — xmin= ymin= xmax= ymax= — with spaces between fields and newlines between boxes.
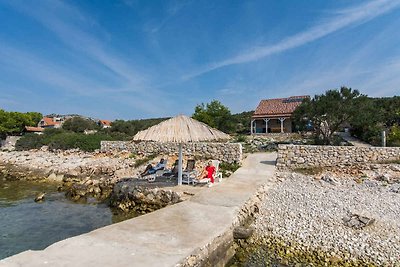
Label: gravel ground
xmin=253 ymin=172 xmax=400 ymax=266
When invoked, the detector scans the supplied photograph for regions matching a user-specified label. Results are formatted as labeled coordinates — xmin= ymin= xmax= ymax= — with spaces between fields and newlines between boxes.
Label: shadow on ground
xmin=260 ymin=160 xmax=276 ymax=166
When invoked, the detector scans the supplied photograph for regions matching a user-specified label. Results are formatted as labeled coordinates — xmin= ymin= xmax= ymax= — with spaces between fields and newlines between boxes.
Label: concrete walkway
xmin=338 ymin=132 xmax=372 ymax=147
xmin=0 ymin=153 xmax=277 ymax=267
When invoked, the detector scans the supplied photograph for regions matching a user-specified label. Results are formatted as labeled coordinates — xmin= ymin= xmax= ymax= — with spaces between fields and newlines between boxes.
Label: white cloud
xmin=147 ymin=0 xmax=191 ymax=33
xmin=184 ymin=0 xmax=400 ymax=80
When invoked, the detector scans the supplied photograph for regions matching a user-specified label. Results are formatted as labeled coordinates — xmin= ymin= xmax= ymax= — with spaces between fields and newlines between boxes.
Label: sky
xmin=0 ymin=0 xmax=399 ymax=120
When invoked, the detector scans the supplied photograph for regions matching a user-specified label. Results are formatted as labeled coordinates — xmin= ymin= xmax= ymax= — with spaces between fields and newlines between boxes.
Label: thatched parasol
xmin=133 ymin=115 xmax=230 ymax=185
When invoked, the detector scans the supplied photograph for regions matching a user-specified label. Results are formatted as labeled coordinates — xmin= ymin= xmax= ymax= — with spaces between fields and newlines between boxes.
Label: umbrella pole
xmin=178 ymin=143 xmax=183 ymax=185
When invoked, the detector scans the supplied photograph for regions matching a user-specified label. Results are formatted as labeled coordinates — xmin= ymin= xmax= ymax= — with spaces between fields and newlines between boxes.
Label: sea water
xmin=0 ymin=178 xmax=136 ymax=260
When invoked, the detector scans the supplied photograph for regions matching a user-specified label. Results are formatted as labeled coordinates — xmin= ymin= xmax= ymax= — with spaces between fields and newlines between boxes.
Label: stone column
xmin=279 ymin=118 xmax=286 ymax=133
xmin=250 ymin=119 xmax=255 ymax=134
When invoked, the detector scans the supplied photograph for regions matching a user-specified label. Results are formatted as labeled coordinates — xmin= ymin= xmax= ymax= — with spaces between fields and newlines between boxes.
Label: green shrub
xmin=235 ymin=135 xmax=247 ymax=142
xmin=15 ymin=133 xmax=46 ymax=150
xmin=134 ymin=154 xmax=157 ymax=168
xmin=16 ymin=130 xmax=118 ymax=152
xmin=388 ymin=124 xmax=400 ymax=147
xmin=219 ymin=162 xmax=241 ymax=177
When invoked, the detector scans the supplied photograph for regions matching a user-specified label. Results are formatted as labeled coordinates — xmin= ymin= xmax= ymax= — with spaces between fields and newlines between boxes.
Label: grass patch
xmin=375 ymin=158 xmax=400 ymax=164
xmin=234 ymin=135 xmax=247 ymax=143
xmin=133 ymin=154 xmax=157 ymax=168
xmin=293 ymin=166 xmax=324 ymax=175
xmin=220 ymin=162 xmax=241 ymax=177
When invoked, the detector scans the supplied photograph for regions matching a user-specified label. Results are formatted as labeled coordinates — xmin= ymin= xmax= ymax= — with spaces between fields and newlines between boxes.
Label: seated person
xmin=199 ymin=160 xmax=215 ymax=183
xmin=163 ymin=159 xmax=179 ymax=177
xmin=141 ymin=158 xmax=166 ymax=176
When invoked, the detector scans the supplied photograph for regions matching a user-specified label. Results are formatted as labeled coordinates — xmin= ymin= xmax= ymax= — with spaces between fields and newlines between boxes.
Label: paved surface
xmin=339 ymin=132 xmax=372 ymax=147
xmin=0 ymin=153 xmax=277 ymax=267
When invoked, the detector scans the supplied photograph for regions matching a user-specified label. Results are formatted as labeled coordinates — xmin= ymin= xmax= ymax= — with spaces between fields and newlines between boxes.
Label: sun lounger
xmin=211 ymin=160 xmax=223 ymax=183
xmin=191 ymin=160 xmax=222 ymax=186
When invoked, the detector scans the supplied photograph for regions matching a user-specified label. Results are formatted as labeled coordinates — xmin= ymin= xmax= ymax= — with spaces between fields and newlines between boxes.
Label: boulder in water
xmin=34 ymin=192 xmax=46 ymax=202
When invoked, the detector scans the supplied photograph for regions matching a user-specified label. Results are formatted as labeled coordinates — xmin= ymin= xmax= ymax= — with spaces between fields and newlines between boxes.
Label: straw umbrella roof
xmin=133 ymin=115 xmax=230 ymax=143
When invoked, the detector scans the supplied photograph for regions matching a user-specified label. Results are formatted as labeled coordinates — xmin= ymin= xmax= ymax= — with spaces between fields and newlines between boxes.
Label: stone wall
xmin=101 ymin=141 xmax=242 ymax=163
xmin=0 ymin=136 xmax=21 ymax=151
xmin=277 ymin=144 xmax=400 ymax=170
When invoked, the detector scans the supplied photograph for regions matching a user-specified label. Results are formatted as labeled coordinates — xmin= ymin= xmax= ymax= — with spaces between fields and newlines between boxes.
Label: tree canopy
xmin=192 ymin=100 xmax=235 ymax=133
xmin=350 ymin=96 xmax=400 ymax=146
xmin=0 ymin=109 xmax=42 ymax=138
xmin=62 ymin=117 xmax=99 ymax=133
xmin=107 ymin=118 xmax=168 ymax=136
xmin=293 ymin=87 xmax=363 ymax=144
xmin=293 ymin=87 xmax=400 ymax=146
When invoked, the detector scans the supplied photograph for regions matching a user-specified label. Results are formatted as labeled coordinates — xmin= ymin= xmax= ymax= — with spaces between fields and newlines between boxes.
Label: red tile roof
xmin=253 ymin=96 xmax=309 ymax=118
xmin=41 ymin=117 xmax=61 ymax=126
xmin=99 ymin=120 xmax=112 ymax=126
xmin=25 ymin=126 xmax=44 ymax=132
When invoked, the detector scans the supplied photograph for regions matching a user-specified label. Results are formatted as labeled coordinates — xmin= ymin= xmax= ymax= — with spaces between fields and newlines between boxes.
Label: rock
xmin=376 ymin=174 xmax=391 ymax=183
xmin=47 ymin=173 xmax=64 ymax=182
xmin=390 ymin=165 xmax=400 ymax=172
xmin=40 ymin=146 xmax=49 ymax=152
xmin=233 ymin=226 xmax=254 ymax=239
xmin=363 ymin=179 xmax=379 ymax=188
xmin=296 ymin=157 xmax=305 ymax=164
xmin=321 ymin=173 xmax=339 ymax=185
xmin=34 ymin=192 xmax=46 ymax=202
xmin=342 ymin=213 xmax=375 ymax=229
xmin=389 ymin=183 xmax=400 ymax=193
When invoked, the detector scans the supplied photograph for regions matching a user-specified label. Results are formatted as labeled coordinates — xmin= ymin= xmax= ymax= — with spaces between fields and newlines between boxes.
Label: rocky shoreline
xmin=234 ymin=166 xmax=400 ymax=266
xmin=0 ymin=149 xmax=136 ymax=181
xmin=0 ymin=149 xmax=194 ymax=213
xmin=0 ymin=149 xmax=140 ymax=201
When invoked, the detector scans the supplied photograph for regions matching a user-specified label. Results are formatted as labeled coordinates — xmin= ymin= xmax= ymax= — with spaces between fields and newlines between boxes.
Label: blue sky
xmin=0 ymin=0 xmax=399 ymax=120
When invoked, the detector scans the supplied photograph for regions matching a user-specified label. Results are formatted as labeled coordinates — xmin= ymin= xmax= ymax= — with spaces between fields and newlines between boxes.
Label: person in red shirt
xmin=201 ymin=160 xmax=215 ymax=184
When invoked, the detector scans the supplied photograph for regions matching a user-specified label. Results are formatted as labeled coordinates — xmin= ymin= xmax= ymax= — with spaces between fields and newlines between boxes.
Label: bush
xmin=15 ymin=133 xmax=46 ymax=150
xmin=235 ymin=135 xmax=247 ymax=142
xmin=219 ymin=162 xmax=241 ymax=177
xmin=16 ymin=130 xmax=118 ymax=152
xmin=388 ymin=124 xmax=400 ymax=147
xmin=62 ymin=117 xmax=99 ymax=133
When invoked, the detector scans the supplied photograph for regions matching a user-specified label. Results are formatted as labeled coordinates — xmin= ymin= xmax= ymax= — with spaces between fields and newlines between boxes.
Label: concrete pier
xmin=0 ymin=153 xmax=276 ymax=267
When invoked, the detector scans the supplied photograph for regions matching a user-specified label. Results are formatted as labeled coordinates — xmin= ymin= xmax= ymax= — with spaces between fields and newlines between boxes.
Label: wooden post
xmin=382 ymin=130 xmax=386 ymax=147
xmin=279 ymin=118 xmax=286 ymax=133
xmin=178 ymin=143 xmax=183 ymax=185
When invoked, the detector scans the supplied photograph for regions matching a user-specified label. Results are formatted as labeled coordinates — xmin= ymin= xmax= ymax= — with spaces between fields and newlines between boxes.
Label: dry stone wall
xmin=277 ymin=144 xmax=400 ymax=170
xmin=0 ymin=136 xmax=21 ymax=151
xmin=101 ymin=141 xmax=242 ymax=163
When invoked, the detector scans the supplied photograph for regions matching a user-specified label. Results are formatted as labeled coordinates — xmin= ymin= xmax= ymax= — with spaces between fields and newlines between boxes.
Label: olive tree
xmin=293 ymin=87 xmax=363 ymax=144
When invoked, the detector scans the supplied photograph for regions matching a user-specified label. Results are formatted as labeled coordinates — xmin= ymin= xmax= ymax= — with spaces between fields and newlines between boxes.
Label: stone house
xmin=98 ymin=120 xmax=112 ymax=128
xmin=251 ymin=96 xmax=309 ymax=134
xmin=38 ymin=116 xmax=63 ymax=129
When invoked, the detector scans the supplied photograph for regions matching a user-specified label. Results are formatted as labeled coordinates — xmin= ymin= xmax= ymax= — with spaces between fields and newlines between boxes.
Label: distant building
xmin=84 ymin=129 xmax=98 ymax=135
xmin=24 ymin=126 xmax=44 ymax=134
xmin=251 ymin=96 xmax=309 ymax=134
xmin=38 ymin=117 xmax=63 ymax=128
xmin=98 ymin=120 xmax=112 ymax=128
